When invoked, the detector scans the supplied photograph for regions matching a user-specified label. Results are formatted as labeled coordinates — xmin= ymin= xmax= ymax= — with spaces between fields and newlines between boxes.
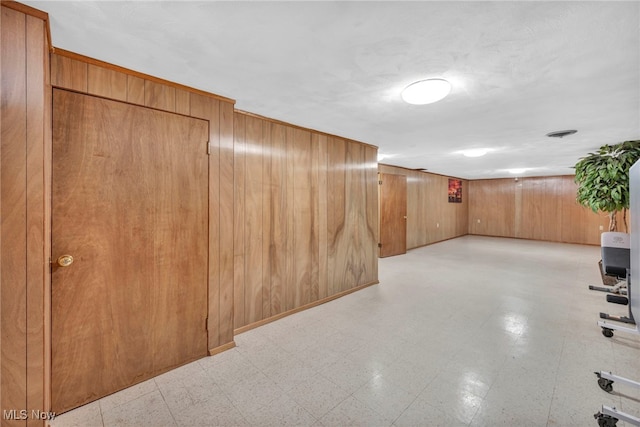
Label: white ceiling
xmin=24 ymin=1 xmax=640 ymax=179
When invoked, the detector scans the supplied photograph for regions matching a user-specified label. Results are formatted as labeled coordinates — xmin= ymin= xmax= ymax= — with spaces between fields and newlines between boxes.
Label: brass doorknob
xmin=57 ymin=255 xmax=74 ymax=267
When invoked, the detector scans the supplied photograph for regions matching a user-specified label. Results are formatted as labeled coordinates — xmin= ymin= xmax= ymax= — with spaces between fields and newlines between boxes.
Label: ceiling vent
xmin=546 ymin=130 xmax=577 ymax=138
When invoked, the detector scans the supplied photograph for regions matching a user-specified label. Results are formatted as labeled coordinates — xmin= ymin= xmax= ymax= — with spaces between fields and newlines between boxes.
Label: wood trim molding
xmin=233 ymin=280 xmax=379 ymax=335
xmin=207 ymin=341 xmax=236 ymax=357
xmin=53 ymin=48 xmax=236 ymax=105
xmin=378 ymin=162 xmax=468 ymax=181
xmin=470 ymin=174 xmax=577 ymax=182
xmin=1 ymin=1 xmax=47 ymax=20
xmin=469 ymin=234 xmax=600 ymax=247
xmin=406 ymin=234 xmax=467 ymax=250
xmin=1 ymin=1 xmax=53 ymax=52
xmin=378 ymin=164 xmax=577 ymax=183
xmin=235 ymin=109 xmax=379 ymax=151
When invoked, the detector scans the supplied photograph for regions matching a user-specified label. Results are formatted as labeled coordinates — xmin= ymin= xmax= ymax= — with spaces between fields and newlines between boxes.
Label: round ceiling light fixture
xmin=401 ymin=78 xmax=452 ymax=105
xmin=508 ymin=168 xmax=527 ymax=174
xmin=461 ymin=148 xmax=490 ymax=157
xmin=546 ymin=129 xmax=577 ymax=138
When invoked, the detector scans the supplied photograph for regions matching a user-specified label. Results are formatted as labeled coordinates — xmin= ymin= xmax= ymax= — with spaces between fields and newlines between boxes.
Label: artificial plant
xmin=574 ymin=140 xmax=640 ymax=232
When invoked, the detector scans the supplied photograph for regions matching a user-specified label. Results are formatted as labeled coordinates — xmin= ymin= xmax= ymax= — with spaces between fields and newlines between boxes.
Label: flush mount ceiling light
xmin=461 ymin=148 xmax=490 ymax=158
xmin=401 ymin=78 xmax=452 ymax=105
xmin=546 ymin=130 xmax=577 ymax=138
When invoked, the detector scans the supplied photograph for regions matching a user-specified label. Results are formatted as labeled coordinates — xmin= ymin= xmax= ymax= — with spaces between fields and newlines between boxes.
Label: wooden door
xmin=379 ymin=173 xmax=407 ymax=257
xmin=51 ymin=89 xmax=210 ymax=413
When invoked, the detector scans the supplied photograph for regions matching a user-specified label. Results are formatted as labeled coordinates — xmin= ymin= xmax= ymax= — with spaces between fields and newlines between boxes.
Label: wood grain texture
xmin=244 ymin=115 xmax=264 ymax=324
xmin=468 ymin=179 xmax=516 ymax=238
xmin=235 ymin=281 xmax=378 ymax=335
xmin=54 ymin=48 xmax=235 ymax=104
xmin=175 ymin=88 xmax=190 ymax=115
xmin=359 ymin=144 xmax=380 ymax=286
xmin=261 ymin=121 xmax=272 ymax=319
xmin=326 ymin=137 xmax=345 ymax=296
xmin=269 ymin=123 xmax=287 ymax=316
xmin=284 ymin=127 xmax=296 ymax=310
xmin=206 ymin=98 xmax=222 ymax=349
xmin=218 ymin=101 xmax=235 ymax=346
xmin=0 ymin=36 xmax=3 ymax=419
xmin=364 ymin=146 xmax=379 ymax=281
xmin=1 ymin=6 xmax=51 ymax=424
xmin=233 ymin=113 xmax=378 ymax=330
xmin=233 ymin=113 xmax=246 ymax=328
xmin=518 ymin=177 xmax=561 ymax=240
xmin=379 ymin=173 xmax=407 ymax=257
xmin=469 ymin=176 xmax=608 ymax=244
xmin=560 ymin=178 xmax=609 ymax=244
xmin=316 ymin=134 xmax=329 ymax=300
xmin=1 ymin=7 xmax=29 ymax=422
xmin=378 ymin=165 xmax=468 ymax=249
xmin=126 ymin=75 xmax=145 ymax=105
xmin=329 ymin=138 xmax=373 ymax=292
xmin=25 ymin=14 xmax=46 ymax=426
xmin=87 ymin=64 xmax=127 ymax=101
xmin=144 ymin=80 xmax=176 ymax=112
xmin=189 ymin=93 xmax=221 ymax=350
xmin=52 ymin=90 xmax=209 ymax=413
xmin=51 ymin=54 xmax=87 ymax=92
xmin=42 ymin=26 xmax=53 ymax=414
xmin=310 ymin=134 xmax=321 ymax=302
xmin=1 ymin=1 xmax=49 ymax=22
xmin=293 ymin=128 xmax=313 ymax=307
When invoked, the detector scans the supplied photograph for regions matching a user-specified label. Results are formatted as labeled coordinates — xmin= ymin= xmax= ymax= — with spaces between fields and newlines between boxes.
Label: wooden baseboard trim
xmin=406 ymin=234 xmax=468 ymax=251
xmin=234 ymin=280 xmax=379 ymax=335
xmin=467 ymin=233 xmax=600 ymax=247
xmin=208 ymin=340 xmax=236 ymax=356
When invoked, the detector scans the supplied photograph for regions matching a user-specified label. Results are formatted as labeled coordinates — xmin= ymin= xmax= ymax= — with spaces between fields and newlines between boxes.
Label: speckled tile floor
xmin=49 ymin=236 xmax=640 ymax=427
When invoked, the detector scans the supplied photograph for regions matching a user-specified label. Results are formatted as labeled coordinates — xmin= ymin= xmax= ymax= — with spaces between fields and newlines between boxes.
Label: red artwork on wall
xmin=448 ymin=178 xmax=462 ymax=203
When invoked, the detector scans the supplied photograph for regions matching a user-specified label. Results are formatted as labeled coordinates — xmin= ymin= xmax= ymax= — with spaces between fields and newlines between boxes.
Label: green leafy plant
xmin=574 ymin=140 xmax=640 ymax=232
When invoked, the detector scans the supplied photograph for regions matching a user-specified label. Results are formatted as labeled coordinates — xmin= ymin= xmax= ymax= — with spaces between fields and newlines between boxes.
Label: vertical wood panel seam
xmin=24 ymin=12 xmax=30 ymax=415
xmin=243 ymin=122 xmax=247 ymax=325
xmin=0 ymin=11 xmax=2 ymax=413
xmin=217 ymin=106 xmax=221 ymax=344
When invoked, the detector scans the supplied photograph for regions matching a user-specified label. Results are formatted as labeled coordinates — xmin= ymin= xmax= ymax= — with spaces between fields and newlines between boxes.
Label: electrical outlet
xmin=599 ymin=225 xmax=604 ymax=231
xmin=477 ymin=219 xmax=481 ymax=223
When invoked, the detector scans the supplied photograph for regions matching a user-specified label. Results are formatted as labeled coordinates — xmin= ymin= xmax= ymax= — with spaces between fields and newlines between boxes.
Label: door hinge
xmin=378 ymin=180 xmax=383 ymax=185
xmin=207 ymin=143 xmax=211 ymax=155
xmin=378 ymin=243 xmax=382 ymax=248
xmin=205 ymin=317 xmax=208 ymax=330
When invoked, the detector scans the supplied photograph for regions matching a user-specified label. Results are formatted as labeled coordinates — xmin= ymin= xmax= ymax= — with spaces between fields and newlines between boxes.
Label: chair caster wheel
xmin=602 ymin=327 xmax=614 ymax=338
xmin=594 ymin=411 xmax=618 ymax=427
xmin=597 ymin=377 xmax=614 ymax=393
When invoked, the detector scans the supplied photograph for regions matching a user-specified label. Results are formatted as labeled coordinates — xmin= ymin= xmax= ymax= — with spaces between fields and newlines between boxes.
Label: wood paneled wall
xmin=233 ymin=112 xmax=379 ymax=330
xmin=1 ymin=3 xmax=50 ymax=425
xmin=378 ymin=165 xmax=468 ymax=249
xmin=468 ymin=176 xmax=610 ymax=245
xmin=49 ymin=50 xmax=237 ymax=353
